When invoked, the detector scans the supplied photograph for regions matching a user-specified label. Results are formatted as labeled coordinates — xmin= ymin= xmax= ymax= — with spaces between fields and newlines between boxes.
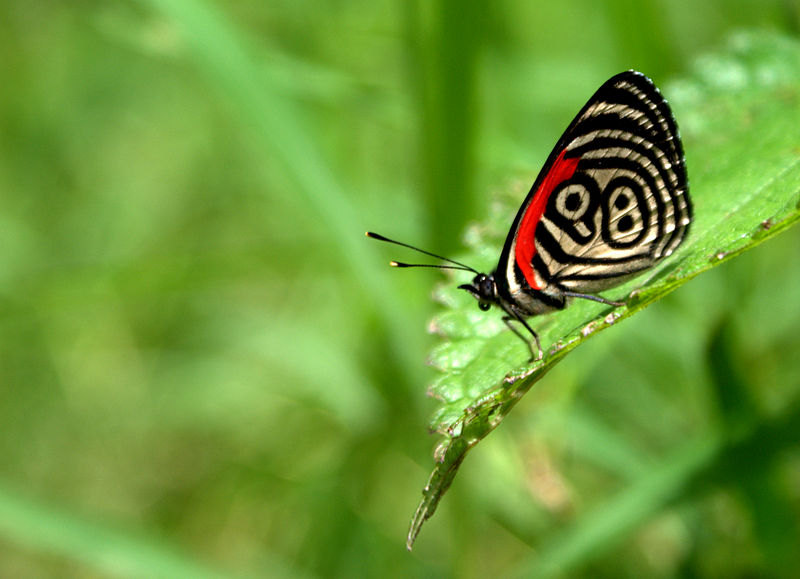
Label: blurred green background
xmin=1 ymin=1 xmax=800 ymax=577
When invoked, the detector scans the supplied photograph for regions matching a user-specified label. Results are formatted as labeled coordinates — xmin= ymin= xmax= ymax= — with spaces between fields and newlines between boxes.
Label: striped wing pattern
xmin=503 ymin=71 xmax=691 ymax=297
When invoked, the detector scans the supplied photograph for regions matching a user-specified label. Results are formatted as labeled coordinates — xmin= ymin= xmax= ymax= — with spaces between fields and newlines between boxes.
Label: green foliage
xmin=407 ymin=31 xmax=800 ymax=549
xmin=1 ymin=0 xmax=800 ymax=577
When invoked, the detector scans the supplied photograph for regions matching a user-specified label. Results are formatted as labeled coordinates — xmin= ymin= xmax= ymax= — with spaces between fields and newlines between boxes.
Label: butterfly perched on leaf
xmin=368 ymin=70 xmax=692 ymax=360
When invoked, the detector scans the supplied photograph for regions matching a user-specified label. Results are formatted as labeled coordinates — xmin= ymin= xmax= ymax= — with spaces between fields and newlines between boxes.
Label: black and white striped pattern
xmin=499 ymin=71 xmax=691 ymax=306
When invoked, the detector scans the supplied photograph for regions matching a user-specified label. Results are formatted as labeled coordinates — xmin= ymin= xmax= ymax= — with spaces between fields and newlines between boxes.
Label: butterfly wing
xmin=496 ymin=71 xmax=691 ymax=304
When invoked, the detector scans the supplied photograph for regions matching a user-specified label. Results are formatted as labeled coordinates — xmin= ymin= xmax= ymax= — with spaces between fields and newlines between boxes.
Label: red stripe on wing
xmin=514 ymin=149 xmax=580 ymax=290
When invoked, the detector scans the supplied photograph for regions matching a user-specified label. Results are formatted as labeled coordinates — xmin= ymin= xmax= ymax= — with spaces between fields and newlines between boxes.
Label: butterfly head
xmin=459 ymin=273 xmax=498 ymax=312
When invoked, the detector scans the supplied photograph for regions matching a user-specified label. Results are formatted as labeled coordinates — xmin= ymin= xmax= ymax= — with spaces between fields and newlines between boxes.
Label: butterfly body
xmin=369 ymin=70 xmax=691 ymax=360
xmin=460 ymin=272 xmax=565 ymax=317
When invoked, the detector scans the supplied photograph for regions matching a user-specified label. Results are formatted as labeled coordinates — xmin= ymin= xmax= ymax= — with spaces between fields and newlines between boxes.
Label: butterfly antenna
xmin=365 ymin=231 xmax=478 ymax=273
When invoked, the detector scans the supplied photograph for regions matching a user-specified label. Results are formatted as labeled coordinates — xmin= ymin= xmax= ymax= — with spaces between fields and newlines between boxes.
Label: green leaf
xmin=407 ymin=31 xmax=800 ymax=550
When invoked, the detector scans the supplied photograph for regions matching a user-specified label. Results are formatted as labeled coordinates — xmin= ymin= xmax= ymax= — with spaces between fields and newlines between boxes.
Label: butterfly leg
xmin=563 ymin=291 xmax=624 ymax=307
xmin=502 ymin=315 xmax=543 ymax=361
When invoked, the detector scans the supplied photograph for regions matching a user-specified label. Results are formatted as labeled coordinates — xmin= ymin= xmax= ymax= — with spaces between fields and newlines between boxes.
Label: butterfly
xmin=368 ymin=70 xmax=692 ymax=360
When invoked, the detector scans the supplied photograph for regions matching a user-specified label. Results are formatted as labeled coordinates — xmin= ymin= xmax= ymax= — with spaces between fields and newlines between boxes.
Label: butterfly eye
xmin=479 ymin=302 xmax=491 ymax=312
